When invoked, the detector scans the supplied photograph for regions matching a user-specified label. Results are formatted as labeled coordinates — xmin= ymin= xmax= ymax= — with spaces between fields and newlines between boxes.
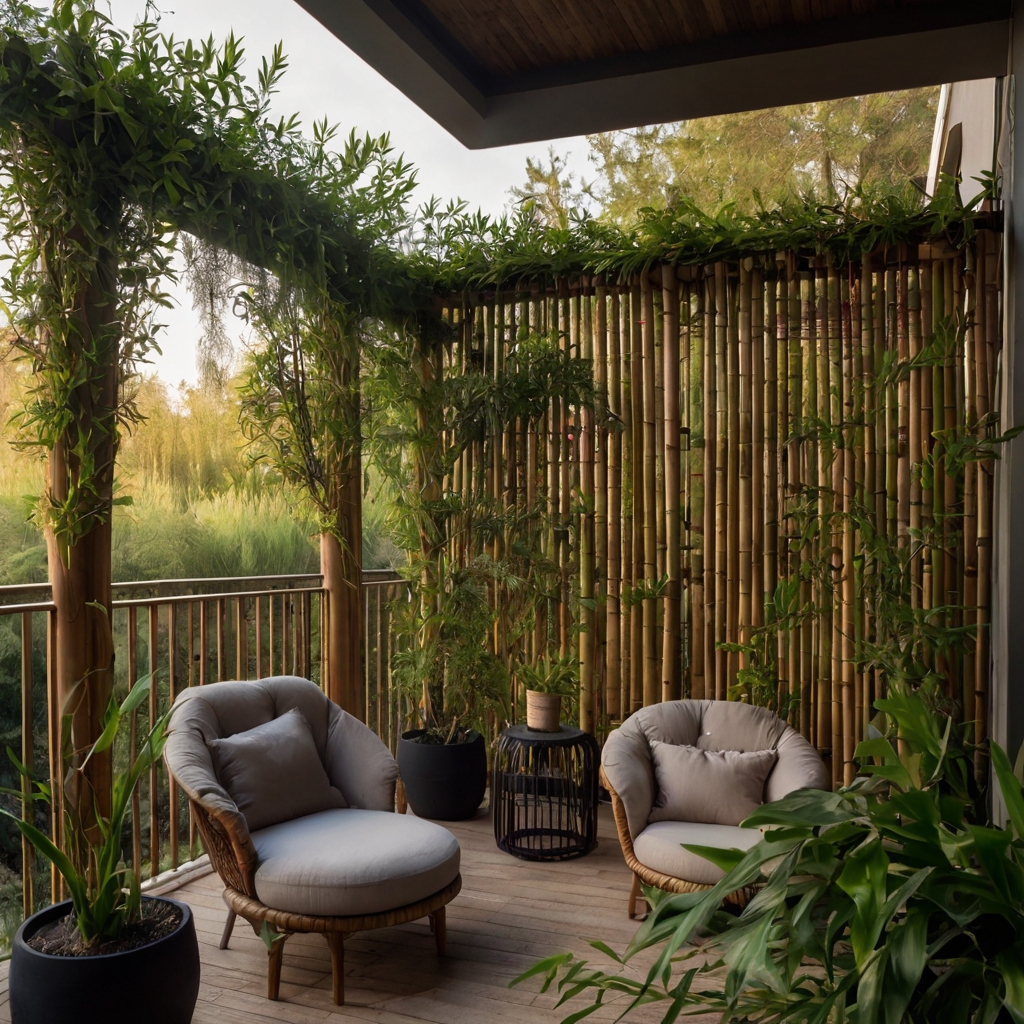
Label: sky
xmin=105 ymin=0 xmax=592 ymax=387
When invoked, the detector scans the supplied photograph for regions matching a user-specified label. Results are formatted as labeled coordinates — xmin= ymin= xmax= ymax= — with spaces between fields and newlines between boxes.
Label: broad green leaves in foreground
xmin=516 ymin=686 xmax=1024 ymax=1024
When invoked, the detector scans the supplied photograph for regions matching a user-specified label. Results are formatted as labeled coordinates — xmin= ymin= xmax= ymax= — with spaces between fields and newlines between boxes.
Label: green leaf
xmin=993 ymin=743 xmax=1024 ymax=840
xmin=881 ymin=907 xmax=929 ymax=1024
xmin=836 ymin=838 xmax=888 ymax=967
xmin=997 ymin=944 xmax=1024 ymax=1024
xmin=681 ymin=844 xmax=747 ymax=873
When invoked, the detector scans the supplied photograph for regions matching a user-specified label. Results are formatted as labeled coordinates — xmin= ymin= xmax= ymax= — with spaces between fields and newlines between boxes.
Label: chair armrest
xmin=601 ymin=719 xmax=656 ymax=840
xmin=325 ymin=708 xmax=400 ymax=811
xmin=165 ymin=753 xmax=259 ymax=897
xmin=766 ymin=726 xmax=830 ymax=800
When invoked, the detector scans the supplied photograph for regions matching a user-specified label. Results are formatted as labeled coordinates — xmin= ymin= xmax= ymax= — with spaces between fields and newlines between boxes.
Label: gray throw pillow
xmin=648 ymin=741 xmax=777 ymax=826
xmin=207 ymin=707 xmax=346 ymax=832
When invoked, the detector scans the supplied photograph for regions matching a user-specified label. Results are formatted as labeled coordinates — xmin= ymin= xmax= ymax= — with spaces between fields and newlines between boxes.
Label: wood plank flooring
xmin=0 ymin=804 xmax=711 ymax=1023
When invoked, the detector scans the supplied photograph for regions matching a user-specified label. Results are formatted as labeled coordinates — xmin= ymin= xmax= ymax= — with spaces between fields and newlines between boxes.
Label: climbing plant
xmin=0 ymin=0 xmax=419 ymax=850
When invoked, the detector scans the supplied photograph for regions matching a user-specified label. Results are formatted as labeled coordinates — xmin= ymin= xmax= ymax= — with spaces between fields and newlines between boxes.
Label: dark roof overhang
xmin=295 ymin=0 xmax=1010 ymax=148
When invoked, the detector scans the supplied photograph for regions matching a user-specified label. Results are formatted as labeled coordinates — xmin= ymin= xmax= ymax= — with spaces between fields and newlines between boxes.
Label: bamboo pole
xmin=594 ymin=283 xmax=609 ymax=725
xmin=703 ymin=269 xmax=718 ymax=699
xmin=580 ymin=287 xmax=597 ymax=733
xmin=661 ymin=267 xmax=682 ymax=701
xmin=751 ymin=264 xmax=765 ymax=643
xmin=715 ymin=264 xmax=730 ymax=698
xmin=682 ymin=277 xmax=696 ymax=697
xmin=607 ymin=289 xmax=623 ymax=721
xmin=641 ymin=276 xmax=659 ymax=706
xmin=737 ymin=260 xmax=754 ymax=688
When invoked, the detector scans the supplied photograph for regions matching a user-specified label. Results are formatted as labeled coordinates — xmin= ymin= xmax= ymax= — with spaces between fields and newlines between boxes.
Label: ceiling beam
xmin=295 ymin=0 xmax=1010 ymax=148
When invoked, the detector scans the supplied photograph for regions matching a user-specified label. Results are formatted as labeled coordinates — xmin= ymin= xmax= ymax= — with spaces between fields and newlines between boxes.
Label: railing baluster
xmin=269 ymin=594 xmax=276 ymax=675
xmin=217 ymin=598 xmax=226 ymax=682
xmin=376 ymin=588 xmax=383 ymax=738
xmin=21 ymin=611 xmax=33 ymax=917
xmin=168 ymin=602 xmax=179 ymax=872
xmin=255 ymin=595 xmax=263 ymax=679
xmin=148 ymin=604 xmax=159 ymax=880
xmin=321 ymin=590 xmax=329 ymax=692
xmin=199 ymin=600 xmax=208 ymax=686
xmin=46 ymin=609 xmax=60 ymax=902
xmin=282 ymin=594 xmax=291 ymax=676
xmin=235 ymin=596 xmax=244 ymax=680
xmin=128 ymin=606 xmax=141 ymax=880
xmin=187 ymin=601 xmax=195 ymax=689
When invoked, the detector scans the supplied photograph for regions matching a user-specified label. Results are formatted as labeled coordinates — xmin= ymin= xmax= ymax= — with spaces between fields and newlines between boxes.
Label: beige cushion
xmin=208 ymin=708 xmax=346 ymax=832
xmin=601 ymin=700 xmax=830 ymax=839
xmin=648 ymin=741 xmax=776 ymax=826
xmin=252 ymin=809 xmax=461 ymax=916
xmin=633 ymin=820 xmax=762 ymax=886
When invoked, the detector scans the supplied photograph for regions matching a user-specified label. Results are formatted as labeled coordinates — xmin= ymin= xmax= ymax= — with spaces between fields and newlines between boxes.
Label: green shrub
xmin=520 ymin=685 xmax=1024 ymax=1024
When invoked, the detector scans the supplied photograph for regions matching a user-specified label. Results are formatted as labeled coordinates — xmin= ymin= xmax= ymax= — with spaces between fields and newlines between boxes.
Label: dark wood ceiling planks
xmin=295 ymin=0 xmax=1010 ymax=145
xmin=416 ymin=0 xmax=932 ymax=77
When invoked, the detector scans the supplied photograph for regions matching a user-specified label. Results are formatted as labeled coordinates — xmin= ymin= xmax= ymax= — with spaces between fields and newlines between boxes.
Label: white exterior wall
xmin=927 ymin=77 xmax=1001 ymax=203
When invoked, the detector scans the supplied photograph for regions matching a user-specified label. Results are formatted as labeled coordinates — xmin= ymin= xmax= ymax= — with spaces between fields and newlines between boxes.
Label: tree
xmin=509 ymin=147 xmax=593 ymax=227
xmin=573 ymin=89 xmax=938 ymax=225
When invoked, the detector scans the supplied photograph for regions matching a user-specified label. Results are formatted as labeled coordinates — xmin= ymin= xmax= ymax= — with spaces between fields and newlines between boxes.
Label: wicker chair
xmin=601 ymin=700 xmax=828 ymax=918
xmin=164 ymin=676 xmax=462 ymax=1006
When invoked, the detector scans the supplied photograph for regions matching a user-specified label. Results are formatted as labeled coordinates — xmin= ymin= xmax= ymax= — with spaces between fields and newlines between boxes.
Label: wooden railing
xmin=0 ymin=569 xmax=407 ymax=919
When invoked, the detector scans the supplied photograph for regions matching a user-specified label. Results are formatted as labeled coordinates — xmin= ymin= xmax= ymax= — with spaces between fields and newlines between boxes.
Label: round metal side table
xmin=492 ymin=725 xmax=600 ymax=860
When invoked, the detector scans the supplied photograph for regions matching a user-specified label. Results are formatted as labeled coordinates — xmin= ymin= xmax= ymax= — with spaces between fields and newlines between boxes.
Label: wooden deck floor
xmin=0 ymin=803 xmax=707 ymax=1024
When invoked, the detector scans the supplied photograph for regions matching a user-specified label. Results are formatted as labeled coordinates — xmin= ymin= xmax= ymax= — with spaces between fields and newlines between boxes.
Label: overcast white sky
xmin=105 ymin=0 xmax=592 ymax=386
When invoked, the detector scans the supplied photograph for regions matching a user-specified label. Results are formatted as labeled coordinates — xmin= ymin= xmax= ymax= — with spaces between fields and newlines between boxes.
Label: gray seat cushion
xmin=252 ymin=808 xmax=461 ymax=917
xmin=632 ymin=820 xmax=762 ymax=886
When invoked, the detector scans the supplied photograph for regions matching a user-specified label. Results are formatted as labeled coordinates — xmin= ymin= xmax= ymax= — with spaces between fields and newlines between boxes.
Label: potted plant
xmin=2 ymin=676 xmax=200 ymax=1024
xmin=516 ymin=653 xmax=578 ymax=732
xmin=392 ymin=557 xmax=510 ymax=820
xmin=364 ymin=322 xmax=597 ymax=821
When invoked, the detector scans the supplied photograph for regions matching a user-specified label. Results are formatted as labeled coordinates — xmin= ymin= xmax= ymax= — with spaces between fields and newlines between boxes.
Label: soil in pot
xmin=398 ymin=728 xmax=487 ymax=821
xmin=11 ymin=896 xmax=200 ymax=1024
xmin=27 ymin=898 xmax=181 ymax=957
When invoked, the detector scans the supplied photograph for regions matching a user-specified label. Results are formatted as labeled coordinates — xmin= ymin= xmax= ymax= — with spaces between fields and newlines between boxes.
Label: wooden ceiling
xmin=296 ymin=0 xmax=1011 ymax=146
xmin=416 ymin=0 xmax=932 ymax=79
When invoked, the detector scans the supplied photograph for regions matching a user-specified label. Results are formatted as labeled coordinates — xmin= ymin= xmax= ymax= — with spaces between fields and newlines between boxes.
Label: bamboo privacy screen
xmin=441 ymin=227 xmax=1002 ymax=787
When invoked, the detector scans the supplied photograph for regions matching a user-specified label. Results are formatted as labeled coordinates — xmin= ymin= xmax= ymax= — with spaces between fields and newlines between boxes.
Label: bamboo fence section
xmin=442 ymin=230 xmax=1002 ymax=786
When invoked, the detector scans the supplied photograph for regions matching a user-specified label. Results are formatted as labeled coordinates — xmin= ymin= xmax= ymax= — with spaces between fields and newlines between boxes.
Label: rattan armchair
xmin=164 ymin=676 xmax=462 ymax=1006
xmin=602 ymin=700 xmax=828 ymax=918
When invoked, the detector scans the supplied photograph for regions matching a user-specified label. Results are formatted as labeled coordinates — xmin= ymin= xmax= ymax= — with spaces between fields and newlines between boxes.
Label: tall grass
xmin=0 ymin=368 xmax=402 ymax=584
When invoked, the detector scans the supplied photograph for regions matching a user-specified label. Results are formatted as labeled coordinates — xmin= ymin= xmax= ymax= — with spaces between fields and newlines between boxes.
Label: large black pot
xmin=398 ymin=728 xmax=487 ymax=820
xmin=10 ymin=896 xmax=200 ymax=1024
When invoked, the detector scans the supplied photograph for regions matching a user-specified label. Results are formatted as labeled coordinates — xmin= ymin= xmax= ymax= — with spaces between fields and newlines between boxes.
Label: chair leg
xmin=267 ymin=933 xmax=288 ymax=1001
xmin=219 ymin=908 xmax=237 ymax=950
xmin=429 ymin=907 xmax=446 ymax=955
xmin=325 ymin=932 xmax=346 ymax=1006
xmin=628 ymin=873 xmax=645 ymax=920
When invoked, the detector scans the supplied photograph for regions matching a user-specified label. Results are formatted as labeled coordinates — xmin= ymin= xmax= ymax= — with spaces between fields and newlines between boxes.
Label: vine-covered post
xmin=317 ymin=318 xmax=365 ymax=717
xmin=44 ymin=231 xmax=121 ymax=836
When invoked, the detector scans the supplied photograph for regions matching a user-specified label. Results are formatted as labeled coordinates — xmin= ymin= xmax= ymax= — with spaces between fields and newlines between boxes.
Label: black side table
xmin=492 ymin=725 xmax=600 ymax=860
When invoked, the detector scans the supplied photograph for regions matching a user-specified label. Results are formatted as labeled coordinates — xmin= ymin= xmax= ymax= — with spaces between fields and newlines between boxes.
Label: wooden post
xmin=45 ymin=236 xmax=119 ymax=842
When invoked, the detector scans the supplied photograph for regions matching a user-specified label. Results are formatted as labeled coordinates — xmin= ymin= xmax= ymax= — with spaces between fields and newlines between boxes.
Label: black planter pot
xmin=10 ymin=896 xmax=200 ymax=1024
xmin=398 ymin=729 xmax=487 ymax=820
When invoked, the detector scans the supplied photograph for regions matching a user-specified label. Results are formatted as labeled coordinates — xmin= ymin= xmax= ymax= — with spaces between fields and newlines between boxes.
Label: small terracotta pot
xmin=526 ymin=690 xmax=562 ymax=732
